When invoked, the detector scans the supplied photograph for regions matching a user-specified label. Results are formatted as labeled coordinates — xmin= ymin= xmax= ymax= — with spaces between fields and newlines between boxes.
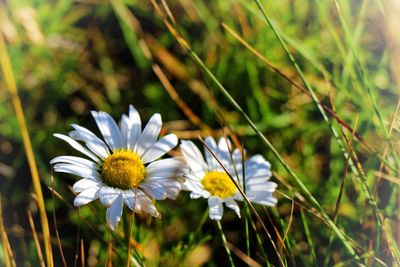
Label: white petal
xmin=122 ymin=190 xmax=137 ymax=210
xmin=246 ymin=181 xmax=277 ymax=193
xmin=217 ymin=137 xmax=232 ymax=155
xmin=69 ymin=124 xmax=110 ymax=159
xmin=123 ymin=189 xmax=160 ymax=218
xmin=50 ymin=156 xmax=99 ymax=170
xmin=53 ymin=163 xmax=100 ymax=180
xmin=120 ymin=114 xmax=131 ymax=148
xmin=190 ymin=192 xmax=207 ymax=199
xmin=135 ymin=113 xmax=162 ymax=156
xmin=99 ymin=187 xmax=121 ymax=206
xmin=140 ymin=182 xmax=167 ymax=200
xmin=72 ymin=179 xmax=101 ymax=193
xmin=91 ymin=111 xmax=123 ymax=151
xmin=141 ymin=134 xmax=178 ymax=163
xmin=244 ymin=155 xmax=273 ymax=192
xmin=73 ymin=186 xmax=100 ymax=206
xmin=182 ymin=174 xmax=209 ymax=198
xmin=128 ymin=105 xmax=142 ymax=150
xmin=232 ymin=148 xmax=244 ymax=166
xmin=106 ymin=194 xmax=124 ymax=230
xmin=180 ymin=140 xmax=208 ymax=173
xmin=225 ymin=198 xmax=241 ymax=218
xmin=208 ymin=196 xmax=223 ymax=220
xmin=54 ymin=134 xmax=100 ymax=163
xmin=245 ymin=155 xmax=271 ymax=176
xmin=204 ymin=136 xmax=219 ymax=170
xmin=246 ymin=191 xmax=277 ymax=206
xmin=140 ymin=178 xmax=182 ymax=200
xmin=146 ymin=158 xmax=188 ymax=180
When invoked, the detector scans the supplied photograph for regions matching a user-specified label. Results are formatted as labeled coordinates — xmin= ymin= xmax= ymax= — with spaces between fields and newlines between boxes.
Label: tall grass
xmin=0 ymin=0 xmax=399 ymax=266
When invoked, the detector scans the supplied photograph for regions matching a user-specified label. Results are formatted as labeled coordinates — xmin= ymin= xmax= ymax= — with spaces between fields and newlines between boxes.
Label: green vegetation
xmin=0 ymin=0 xmax=399 ymax=266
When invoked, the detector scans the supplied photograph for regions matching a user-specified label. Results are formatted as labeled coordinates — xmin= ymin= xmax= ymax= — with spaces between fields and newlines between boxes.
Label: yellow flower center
xmin=101 ymin=150 xmax=145 ymax=190
xmin=201 ymin=171 xmax=238 ymax=199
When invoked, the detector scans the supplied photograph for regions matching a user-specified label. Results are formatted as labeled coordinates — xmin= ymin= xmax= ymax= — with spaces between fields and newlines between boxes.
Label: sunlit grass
xmin=1 ymin=0 xmax=399 ymax=266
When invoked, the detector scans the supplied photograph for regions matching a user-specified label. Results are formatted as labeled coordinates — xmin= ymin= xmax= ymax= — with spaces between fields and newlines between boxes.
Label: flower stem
xmin=126 ymin=192 xmax=137 ymax=267
xmin=216 ymin=220 xmax=235 ymax=267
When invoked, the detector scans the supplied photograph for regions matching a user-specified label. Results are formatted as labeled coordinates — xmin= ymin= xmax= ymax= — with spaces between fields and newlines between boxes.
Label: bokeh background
xmin=0 ymin=0 xmax=399 ymax=266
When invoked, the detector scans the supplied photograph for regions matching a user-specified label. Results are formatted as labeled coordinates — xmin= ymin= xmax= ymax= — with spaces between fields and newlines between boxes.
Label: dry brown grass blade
xmin=152 ymin=63 xmax=212 ymax=131
xmin=145 ymin=35 xmax=226 ymax=118
xmin=374 ymin=172 xmax=400 ymax=185
xmin=0 ymin=33 xmax=53 ymax=266
xmin=27 ymin=210 xmax=46 ymax=267
xmin=226 ymin=242 xmax=262 ymax=267
xmin=81 ymin=239 xmax=85 ymax=267
xmin=0 ymin=197 xmax=16 ymax=267
xmin=50 ymin=172 xmax=68 ymax=267
xmin=111 ymin=0 xmax=218 ymax=131
xmin=146 ymin=0 xmax=229 ymax=117
xmin=280 ymin=198 xmax=294 ymax=252
xmin=107 ymin=239 xmax=113 ymax=267
xmin=376 ymin=98 xmax=400 ymax=186
xmin=333 ymin=114 xmax=360 ymax=220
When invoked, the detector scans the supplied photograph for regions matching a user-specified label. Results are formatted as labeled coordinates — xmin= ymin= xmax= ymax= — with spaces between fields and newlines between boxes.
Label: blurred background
xmin=0 ymin=0 xmax=399 ymax=266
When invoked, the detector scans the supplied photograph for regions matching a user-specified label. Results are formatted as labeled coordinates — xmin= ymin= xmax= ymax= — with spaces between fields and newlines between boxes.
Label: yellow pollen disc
xmin=201 ymin=171 xmax=237 ymax=199
xmin=101 ymin=150 xmax=145 ymax=190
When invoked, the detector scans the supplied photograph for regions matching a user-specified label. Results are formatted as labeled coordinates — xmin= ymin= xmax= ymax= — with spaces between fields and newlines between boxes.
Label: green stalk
xmin=216 ymin=220 xmax=236 ymax=267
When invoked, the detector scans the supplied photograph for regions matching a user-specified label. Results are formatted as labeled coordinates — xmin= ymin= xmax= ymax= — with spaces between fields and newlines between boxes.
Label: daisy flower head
xmin=180 ymin=136 xmax=277 ymax=220
xmin=51 ymin=105 xmax=188 ymax=230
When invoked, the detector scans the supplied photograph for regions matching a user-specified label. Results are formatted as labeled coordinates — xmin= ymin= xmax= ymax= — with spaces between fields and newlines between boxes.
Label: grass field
xmin=1 ymin=0 xmax=399 ymax=266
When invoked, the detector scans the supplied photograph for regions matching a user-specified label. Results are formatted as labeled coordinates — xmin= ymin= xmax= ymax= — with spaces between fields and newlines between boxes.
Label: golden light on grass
xmin=0 ymin=30 xmax=53 ymax=267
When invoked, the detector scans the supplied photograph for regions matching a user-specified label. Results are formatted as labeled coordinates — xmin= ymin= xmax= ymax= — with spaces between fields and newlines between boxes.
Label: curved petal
xmin=128 ymin=105 xmax=142 ymax=151
xmin=246 ymin=181 xmax=277 ymax=193
xmin=244 ymin=155 xmax=271 ymax=178
xmin=217 ymin=137 xmax=232 ymax=156
xmin=54 ymin=134 xmax=100 ymax=163
xmin=53 ymin=163 xmax=100 ymax=180
xmin=182 ymin=174 xmax=209 ymax=198
xmin=140 ymin=178 xmax=182 ymax=200
xmin=120 ymin=114 xmax=131 ymax=149
xmin=73 ymin=186 xmax=100 ymax=206
xmin=99 ymin=187 xmax=121 ymax=206
xmin=123 ymin=189 xmax=160 ymax=218
xmin=246 ymin=191 xmax=277 ymax=206
xmin=141 ymin=134 xmax=178 ymax=163
xmin=91 ymin=111 xmax=123 ymax=151
xmin=106 ymin=194 xmax=124 ymax=230
xmin=204 ymin=136 xmax=219 ymax=170
xmin=208 ymin=196 xmax=223 ymax=220
xmin=190 ymin=192 xmax=208 ymax=199
xmin=50 ymin=156 xmax=99 ymax=170
xmin=122 ymin=190 xmax=137 ymax=211
xmin=135 ymin=113 xmax=162 ymax=156
xmin=232 ymin=148 xmax=244 ymax=166
xmin=72 ymin=179 xmax=101 ymax=193
xmin=225 ymin=198 xmax=241 ymax=218
xmin=69 ymin=124 xmax=110 ymax=159
xmin=145 ymin=158 xmax=188 ymax=180
xmin=180 ymin=140 xmax=208 ymax=173
xmin=140 ymin=181 xmax=167 ymax=200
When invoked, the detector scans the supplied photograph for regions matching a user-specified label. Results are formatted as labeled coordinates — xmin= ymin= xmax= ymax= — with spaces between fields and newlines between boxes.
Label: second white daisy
xmin=51 ymin=105 xmax=188 ymax=229
xmin=180 ymin=137 xmax=277 ymax=220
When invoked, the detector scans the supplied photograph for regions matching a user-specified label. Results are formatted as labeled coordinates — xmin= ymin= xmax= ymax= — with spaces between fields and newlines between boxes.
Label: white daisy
xmin=51 ymin=105 xmax=188 ymax=230
xmin=180 ymin=136 xmax=277 ymax=220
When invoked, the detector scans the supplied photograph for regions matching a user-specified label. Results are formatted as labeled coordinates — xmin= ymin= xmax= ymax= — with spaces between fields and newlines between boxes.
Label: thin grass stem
xmin=216 ymin=220 xmax=236 ymax=267
xmin=0 ymin=32 xmax=53 ymax=267
xmin=27 ymin=210 xmax=46 ymax=267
